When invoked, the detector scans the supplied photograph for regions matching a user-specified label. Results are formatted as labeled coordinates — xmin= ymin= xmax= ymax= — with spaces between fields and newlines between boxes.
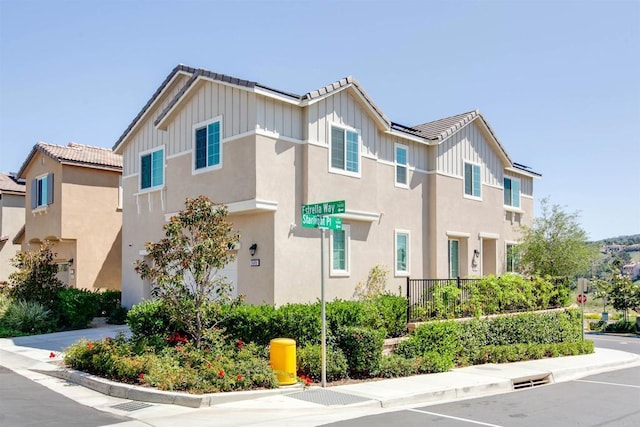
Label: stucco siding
xmin=0 ymin=193 xmax=25 ymax=282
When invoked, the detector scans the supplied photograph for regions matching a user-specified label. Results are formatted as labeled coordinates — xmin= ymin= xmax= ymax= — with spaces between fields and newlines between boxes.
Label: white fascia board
xmin=479 ymin=232 xmax=500 ymax=240
xmin=335 ymin=209 xmax=381 ymax=223
xmin=504 ymin=167 xmax=541 ymax=179
xmin=446 ymin=231 xmax=471 ymax=238
xmin=253 ymin=87 xmax=301 ymax=106
xmin=385 ymin=129 xmax=431 ymax=145
xmin=163 ymin=199 xmax=278 ymax=222
xmin=227 ymin=199 xmax=278 ymax=214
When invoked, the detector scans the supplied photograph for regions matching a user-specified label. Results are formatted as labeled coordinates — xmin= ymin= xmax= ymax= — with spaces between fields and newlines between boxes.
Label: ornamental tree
xmin=517 ymin=198 xmax=597 ymax=278
xmin=134 ymin=196 xmax=240 ymax=347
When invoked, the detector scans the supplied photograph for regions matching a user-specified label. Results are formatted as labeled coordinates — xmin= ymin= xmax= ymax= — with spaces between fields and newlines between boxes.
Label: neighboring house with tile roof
xmin=0 ymin=173 xmax=26 ymax=283
xmin=114 ymin=64 xmax=540 ymax=307
xmin=16 ymin=142 xmax=123 ymax=290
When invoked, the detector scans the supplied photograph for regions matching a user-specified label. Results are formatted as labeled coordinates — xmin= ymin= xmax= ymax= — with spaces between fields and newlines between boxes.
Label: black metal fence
xmin=405 ymin=276 xmax=567 ymax=322
xmin=406 ymin=277 xmax=477 ymax=322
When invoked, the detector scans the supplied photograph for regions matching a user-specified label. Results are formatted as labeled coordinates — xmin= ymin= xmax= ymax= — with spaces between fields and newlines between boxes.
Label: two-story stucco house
xmin=114 ymin=65 xmax=539 ymax=308
xmin=0 ymin=173 xmax=26 ymax=283
xmin=16 ymin=142 xmax=123 ymax=291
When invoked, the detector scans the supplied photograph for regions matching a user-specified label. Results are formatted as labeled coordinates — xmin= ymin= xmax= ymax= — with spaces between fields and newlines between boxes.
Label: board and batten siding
xmin=122 ymin=74 xmax=189 ymax=176
xmin=436 ymin=122 xmax=502 ymax=187
xmin=124 ymin=80 xmax=259 ymax=175
xmin=306 ymin=88 xmax=428 ymax=171
xmin=256 ymin=97 xmax=303 ymax=140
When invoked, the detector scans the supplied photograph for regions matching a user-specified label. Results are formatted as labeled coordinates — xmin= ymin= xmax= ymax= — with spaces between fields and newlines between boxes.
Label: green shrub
xmin=220 ymin=304 xmax=280 ymax=346
xmin=468 ymin=340 xmax=594 ymax=365
xmin=336 ymin=326 xmax=385 ymax=377
xmin=396 ymin=320 xmax=460 ymax=359
xmin=55 ymin=288 xmax=100 ymax=329
xmin=605 ymin=320 xmax=635 ymax=333
xmin=589 ymin=320 xmax=607 ymax=332
xmin=416 ymin=351 xmax=455 ymax=373
xmin=367 ymin=294 xmax=407 ymax=337
xmin=107 ymin=306 xmax=128 ymax=325
xmin=2 ymin=300 xmax=55 ymax=333
xmin=296 ymin=343 xmax=348 ymax=382
xmin=278 ymin=303 xmax=321 ymax=346
xmin=373 ymin=354 xmax=416 ymax=378
xmin=94 ymin=290 xmax=122 ymax=317
xmin=327 ymin=299 xmax=365 ymax=333
xmin=127 ymin=299 xmax=176 ymax=342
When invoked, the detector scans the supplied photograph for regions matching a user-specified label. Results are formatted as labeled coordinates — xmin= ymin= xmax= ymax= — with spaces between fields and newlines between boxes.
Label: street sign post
xmin=300 ymin=200 xmax=346 ymax=387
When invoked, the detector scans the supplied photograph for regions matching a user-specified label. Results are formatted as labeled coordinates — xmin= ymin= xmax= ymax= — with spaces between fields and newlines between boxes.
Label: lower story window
xmin=506 ymin=244 xmax=520 ymax=273
xmin=395 ymin=230 xmax=410 ymax=275
xmin=330 ymin=224 xmax=350 ymax=276
xmin=448 ymin=239 xmax=460 ymax=278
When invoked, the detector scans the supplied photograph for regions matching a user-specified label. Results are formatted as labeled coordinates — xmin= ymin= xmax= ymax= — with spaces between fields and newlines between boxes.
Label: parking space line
xmin=408 ymin=409 xmax=504 ymax=426
xmin=574 ymin=379 xmax=640 ymax=389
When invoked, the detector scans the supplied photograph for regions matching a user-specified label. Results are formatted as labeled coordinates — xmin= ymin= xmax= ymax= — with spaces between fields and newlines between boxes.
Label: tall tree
xmin=135 ymin=196 xmax=240 ymax=347
xmin=517 ymin=198 xmax=597 ymax=278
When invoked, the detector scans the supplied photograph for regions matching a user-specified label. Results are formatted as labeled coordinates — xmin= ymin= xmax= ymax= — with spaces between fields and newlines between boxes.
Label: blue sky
xmin=1 ymin=0 xmax=638 ymax=241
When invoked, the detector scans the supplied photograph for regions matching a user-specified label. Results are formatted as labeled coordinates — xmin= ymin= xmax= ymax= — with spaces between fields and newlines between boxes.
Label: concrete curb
xmin=38 ymin=368 xmax=304 ymax=408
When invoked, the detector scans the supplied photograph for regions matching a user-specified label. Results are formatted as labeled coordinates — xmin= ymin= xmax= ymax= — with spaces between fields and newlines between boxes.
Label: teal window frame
xmin=448 ymin=239 xmax=460 ymax=278
xmin=395 ymin=230 xmax=410 ymax=275
xmin=195 ymin=119 xmax=221 ymax=170
xmin=330 ymin=125 xmax=360 ymax=175
xmin=503 ymin=177 xmax=521 ymax=208
xmin=395 ymin=143 xmax=408 ymax=186
xmin=330 ymin=224 xmax=350 ymax=276
xmin=31 ymin=173 xmax=53 ymax=208
xmin=506 ymin=244 xmax=519 ymax=273
xmin=464 ymin=162 xmax=481 ymax=198
xmin=140 ymin=148 xmax=164 ymax=190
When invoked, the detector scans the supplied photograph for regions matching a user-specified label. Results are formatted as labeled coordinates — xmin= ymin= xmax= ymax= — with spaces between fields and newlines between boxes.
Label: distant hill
xmin=592 ymin=234 xmax=640 ymax=246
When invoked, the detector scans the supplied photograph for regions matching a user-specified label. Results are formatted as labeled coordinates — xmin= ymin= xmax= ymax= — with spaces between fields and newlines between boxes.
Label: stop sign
xmin=577 ymin=294 xmax=587 ymax=304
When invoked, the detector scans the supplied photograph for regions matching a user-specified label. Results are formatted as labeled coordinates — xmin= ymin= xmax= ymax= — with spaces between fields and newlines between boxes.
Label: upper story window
xmin=330 ymin=125 xmax=360 ymax=176
xmin=194 ymin=118 xmax=222 ymax=172
xmin=395 ymin=143 xmax=408 ymax=187
xmin=140 ymin=148 xmax=164 ymax=190
xmin=31 ymin=173 xmax=53 ymax=208
xmin=503 ymin=176 xmax=521 ymax=208
xmin=464 ymin=162 xmax=481 ymax=199
xmin=395 ymin=229 xmax=410 ymax=276
xmin=330 ymin=224 xmax=350 ymax=276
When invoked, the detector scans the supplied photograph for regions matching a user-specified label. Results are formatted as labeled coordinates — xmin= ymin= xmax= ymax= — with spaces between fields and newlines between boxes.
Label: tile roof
xmin=18 ymin=142 xmax=122 ymax=178
xmin=0 ymin=172 xmax=26 ymax=194
xmin=411 ymin=110 xmax=479 ymax=141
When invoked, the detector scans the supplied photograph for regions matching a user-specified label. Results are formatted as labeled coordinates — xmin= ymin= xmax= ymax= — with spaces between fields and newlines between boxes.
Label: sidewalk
xmin=1 ymin=325 xmax=639 ymax=420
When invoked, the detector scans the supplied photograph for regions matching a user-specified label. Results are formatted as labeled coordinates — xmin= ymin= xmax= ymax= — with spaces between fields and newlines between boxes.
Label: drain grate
xmin=513 ymin=374 xmax=551 ymax=390
xmin=288 ymin=388 xmax=371 ymax=406
xmin=110 ymin=401 xmax=153 ymax=412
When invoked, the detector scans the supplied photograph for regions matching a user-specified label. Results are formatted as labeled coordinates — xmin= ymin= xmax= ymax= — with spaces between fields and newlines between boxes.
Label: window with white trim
xmin=395 ymin=230 xmax=410 ymax=275
xmin=503 ymin=176 xmax=521 ymax=208
xmin=395 ymin=143 xmax=408 ymax=187
xmin=464 ymin=162 xmax=481 ymax=198
xmin=31 ymin=173 xmax=53 ymax=208
xmin=330 ymin=224 xmax=350 ymax=276
xmin=330 ymin=125 xmax=360 ymax=175
xmin=506 ymin=243 xmax=520 ymax=273
xmin=140 ymin=148 xmax=164 ymax=190
xmin=448 ymin=239 xmax=459 ymax=278
xmin=194 ymin=118 xmax=221 ymax=171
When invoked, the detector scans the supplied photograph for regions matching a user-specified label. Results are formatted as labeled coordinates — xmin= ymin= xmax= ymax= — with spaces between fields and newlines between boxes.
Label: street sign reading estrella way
xmin=301 ymin=200 xmax=346 ymax=216
xmin=301 ymin=200 xmax=345 ymax=230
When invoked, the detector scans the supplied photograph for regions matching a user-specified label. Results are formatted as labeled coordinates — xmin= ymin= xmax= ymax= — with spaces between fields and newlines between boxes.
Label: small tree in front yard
xmin=6 ymin=242 xmax=65 ymax=309
xmin=607 ymin=275 xmax=640 ymax=322
xmin=134 ymin=196 xmax=240 ymax=347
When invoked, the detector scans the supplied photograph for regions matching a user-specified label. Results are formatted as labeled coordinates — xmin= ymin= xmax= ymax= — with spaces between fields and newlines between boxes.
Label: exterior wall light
xmin=249 ymin=243 xmax=258 ymax=257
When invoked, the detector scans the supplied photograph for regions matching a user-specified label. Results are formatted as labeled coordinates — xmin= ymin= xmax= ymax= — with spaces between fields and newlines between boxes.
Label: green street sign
xmin=301 ymin=200 xmax=345 ymax=216
xmin=301 ymin=214 xmax=343 ymax=230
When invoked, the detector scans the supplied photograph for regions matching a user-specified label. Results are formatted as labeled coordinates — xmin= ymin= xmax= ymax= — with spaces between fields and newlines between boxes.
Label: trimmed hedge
xmin=336 ymin=326 xmax=385 ymax=377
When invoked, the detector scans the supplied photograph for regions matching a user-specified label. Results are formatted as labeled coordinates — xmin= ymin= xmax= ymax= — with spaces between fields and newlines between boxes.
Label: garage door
xmin=218 ymin=259 xmax=238 ymax=298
